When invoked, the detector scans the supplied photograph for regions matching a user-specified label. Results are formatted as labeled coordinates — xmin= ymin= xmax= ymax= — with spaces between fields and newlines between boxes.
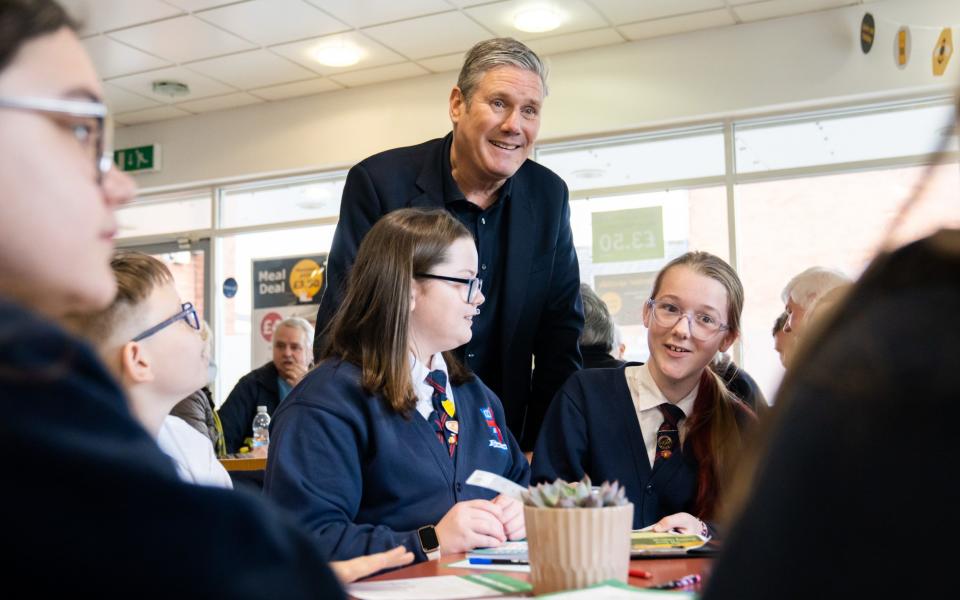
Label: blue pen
xmin=468 ymin=557 xmax=529 ymax=565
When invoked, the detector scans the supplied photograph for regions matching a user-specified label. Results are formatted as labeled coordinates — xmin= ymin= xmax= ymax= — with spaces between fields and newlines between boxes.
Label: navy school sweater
xmin=263 ymin=358 xmax=530 ymax=562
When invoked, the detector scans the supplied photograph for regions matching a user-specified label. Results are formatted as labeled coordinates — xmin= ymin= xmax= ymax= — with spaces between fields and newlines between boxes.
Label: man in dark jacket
xmin=219 ymin=317 xmax=313 ymax=453
xmin=313 ymin=38 xmax=583 ymax=449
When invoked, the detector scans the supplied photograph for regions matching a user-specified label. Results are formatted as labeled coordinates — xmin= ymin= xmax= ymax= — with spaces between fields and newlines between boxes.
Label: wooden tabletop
xmin=360 ymin=552 xmax=711 ymax=596
xmin=218 ymin=456 xmax=267 ymax=471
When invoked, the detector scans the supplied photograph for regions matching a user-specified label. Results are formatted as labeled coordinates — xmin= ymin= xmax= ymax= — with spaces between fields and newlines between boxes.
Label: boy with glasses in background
xmin=66 ymin=251 xmax=231 ymax=488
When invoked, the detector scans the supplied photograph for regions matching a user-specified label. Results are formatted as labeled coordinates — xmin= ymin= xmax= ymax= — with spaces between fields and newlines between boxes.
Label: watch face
xmin=418 ymin=526 xmax=439 ymax=551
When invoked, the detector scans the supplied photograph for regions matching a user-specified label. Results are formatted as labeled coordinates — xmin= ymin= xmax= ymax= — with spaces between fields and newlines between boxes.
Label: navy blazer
xmin=1 ymin=300 xmax=343 ymax=598
xmin=530 ymin=365 xmax=699 ymax=528
xmin=263 ymin=359 xmax=530 ymax=562
xmin=314 ymin=133 xmax=584 ymax=449
xmin=218 ymin=361 xmax=281 ymax=453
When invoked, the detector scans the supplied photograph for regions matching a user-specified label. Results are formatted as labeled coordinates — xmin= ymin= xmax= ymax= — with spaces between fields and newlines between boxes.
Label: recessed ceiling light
xmin=311 ymin=43 xmax=362 ymax=67
xmin=513 ymin=7 xmax=562 ymax=33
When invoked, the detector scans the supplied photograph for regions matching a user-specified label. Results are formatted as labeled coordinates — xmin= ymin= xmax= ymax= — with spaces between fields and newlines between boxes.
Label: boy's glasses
xmin=132 ymin=302 xmax=201 ymax=342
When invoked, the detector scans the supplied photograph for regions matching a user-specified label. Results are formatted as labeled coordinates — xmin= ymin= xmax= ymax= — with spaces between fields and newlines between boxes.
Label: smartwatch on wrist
xmin=417 ymin=525 xmax=441 ymax=561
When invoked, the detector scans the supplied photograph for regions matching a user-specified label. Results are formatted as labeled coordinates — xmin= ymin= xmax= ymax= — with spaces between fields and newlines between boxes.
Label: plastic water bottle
xmin=251 ymin=405 xmax=270 ymax=449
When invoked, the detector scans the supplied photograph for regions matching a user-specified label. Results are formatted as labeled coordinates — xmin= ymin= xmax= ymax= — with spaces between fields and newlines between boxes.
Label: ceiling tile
xmin=466 ymin=0 xmax=608 ymax=41
xmin=114 ymin=105 xmax=193 ymax=126
xmin=82 ymin=35 xmax=171 ymax=78
xmin=163 ymin=0 xmax=239 ymax=10
xmin=310 ymin=0 xmax=453 ymax=28
xmin=108 ymin=66 xmax=237 ymax=103
xmin=619 ymin=9 xmax=735 ymax=41
xmin=198 ymin=0 xmax=350 ymax=46
xmin=525 ymin=27 xmax=624 ymax=56
xmin=585 ymin=0 xmax=726 ymax=25
xmin=733 ymin=0 xmax=856 ymax=23
xmin=329 ymin=62 xmax=430 ymax=87
xmin=187 ymin=50 xmax=317 ymax=89
xmin=103 ymin=82 xmax=162 ymax=113
xmin=108 ymin=15 xmax=255 ymax=63
xmin=175 ymin=92 xmax=264 ymax=113
xmin=249 ymin=78 xmax=343 ymax=101
xmin=272 ymin=32 xmax=406 ymax=76
xmin=62 ymin=0 xmax=182 ymax=36
xmin=363 ymin=12 xmax=495 ymax=60
xmin=417 ymin=52 xmax=466 ymax=73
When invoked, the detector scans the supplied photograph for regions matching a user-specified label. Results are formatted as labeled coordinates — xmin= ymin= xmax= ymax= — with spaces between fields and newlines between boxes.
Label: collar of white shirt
xmin=410 ymin=352 xmax=453 ymax=420
xmin=624 ymin=363 xmax=698 ymax=467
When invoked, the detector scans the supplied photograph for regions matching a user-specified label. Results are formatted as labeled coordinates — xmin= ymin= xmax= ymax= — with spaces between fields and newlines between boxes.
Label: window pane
xmin=736 ymin=162 xmax=960 ymax=400
xmin=116 ymin=193 xmax=211 ymax=239
xmin=573 ymin=186 xmax=729 ymax=364
xmin=214 ymin=225 xmax=335 ymax=407
xmin=148 ymin=249 xmax=206 ymax=320
xmin=219 ymin=175 xmax=345 ymax=229
xmin=735 ymin=102 xmax=958 ymax=173
xmin=537 ymin=129 xmax=725 ymax=192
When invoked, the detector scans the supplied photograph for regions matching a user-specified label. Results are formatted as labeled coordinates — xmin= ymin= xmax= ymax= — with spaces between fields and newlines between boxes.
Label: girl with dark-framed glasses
xmin=264 ymin=208 xmax=530 ymax=564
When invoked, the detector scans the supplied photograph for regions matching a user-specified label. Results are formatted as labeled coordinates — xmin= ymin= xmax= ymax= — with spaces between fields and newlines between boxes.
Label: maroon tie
xmin=653 ymin=402 xmax=684 ymax=469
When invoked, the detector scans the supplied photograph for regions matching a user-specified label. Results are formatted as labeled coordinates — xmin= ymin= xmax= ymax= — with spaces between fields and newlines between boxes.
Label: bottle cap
xmin=256 ymin=405 xmax=267 ymax=413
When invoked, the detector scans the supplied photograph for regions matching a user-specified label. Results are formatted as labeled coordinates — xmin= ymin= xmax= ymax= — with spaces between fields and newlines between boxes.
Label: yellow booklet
xmin=630 ymin=531 xmax=709 ymax=556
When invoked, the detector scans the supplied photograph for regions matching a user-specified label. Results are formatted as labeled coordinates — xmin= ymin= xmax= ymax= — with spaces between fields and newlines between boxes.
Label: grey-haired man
xmin=314 ymin=38 xmax=583 ymax=450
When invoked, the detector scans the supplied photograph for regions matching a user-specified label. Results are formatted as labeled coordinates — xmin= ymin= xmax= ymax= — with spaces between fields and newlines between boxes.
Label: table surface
xmin=218 ymin=456 xmax=266 ymax=471
xmin=358 ymin=552 xmax=711 ymax=597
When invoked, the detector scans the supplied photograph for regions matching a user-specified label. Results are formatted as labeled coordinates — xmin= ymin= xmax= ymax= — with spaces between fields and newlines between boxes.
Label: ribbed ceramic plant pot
xmin=524 ymin=503 xmax=633 ymax=595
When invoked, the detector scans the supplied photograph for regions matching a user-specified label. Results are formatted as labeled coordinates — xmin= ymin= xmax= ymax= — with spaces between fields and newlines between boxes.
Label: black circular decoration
xmin=861 ymin=13 xmax=875 ymax=54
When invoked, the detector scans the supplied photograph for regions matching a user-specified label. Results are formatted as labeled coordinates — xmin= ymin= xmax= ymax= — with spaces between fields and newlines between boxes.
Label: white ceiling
xmin=61 ymin=0 xmax=867 ymax=126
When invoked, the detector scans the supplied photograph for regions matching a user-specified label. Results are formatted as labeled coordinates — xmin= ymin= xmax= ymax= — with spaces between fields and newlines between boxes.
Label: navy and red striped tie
xmin=425 ymin=370 xmax=457 ymax=459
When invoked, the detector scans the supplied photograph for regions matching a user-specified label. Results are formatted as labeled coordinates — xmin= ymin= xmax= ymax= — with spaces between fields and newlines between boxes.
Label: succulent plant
xmin=522 ymin=475 xmax=628 ymax=508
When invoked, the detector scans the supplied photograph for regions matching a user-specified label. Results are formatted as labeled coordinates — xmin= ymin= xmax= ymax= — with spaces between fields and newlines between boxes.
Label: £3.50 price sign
xmin=592 ymin=207 xmax=664 ymax=263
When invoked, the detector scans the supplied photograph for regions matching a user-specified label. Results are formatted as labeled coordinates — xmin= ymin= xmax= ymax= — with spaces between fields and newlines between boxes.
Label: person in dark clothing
xmin=312 ymin=38 xmax=583 ymax=450
xmin=218 ymin=316 xmax=313 ymax=453
xmin=710 ymin=353 xmax=766 ymax=412
xmin=579 ymin=283 xmax=626 ymax=370
xmin=0 ymin=1 xmax=406 ymax=591
xmin=704 ymin=229 xmax=960 ymax=599
xmin=218 ymin=361 xmax=281 ymax=453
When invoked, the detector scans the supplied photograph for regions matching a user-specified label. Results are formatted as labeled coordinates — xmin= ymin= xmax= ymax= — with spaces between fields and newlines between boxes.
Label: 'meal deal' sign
xmin=251 ymin=254 xmax=326 ymax=366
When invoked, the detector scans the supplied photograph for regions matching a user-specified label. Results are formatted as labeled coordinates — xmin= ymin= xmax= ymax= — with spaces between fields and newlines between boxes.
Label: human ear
xmin=718 ymin=331 xmax=739 ymax=354
xmin=121 ymin=341 xmax=154 ymax=384
xmin=409 ymin=279 xmax=421 ymax=312
xmin=449 ymin=87 xmax=465 ymax=125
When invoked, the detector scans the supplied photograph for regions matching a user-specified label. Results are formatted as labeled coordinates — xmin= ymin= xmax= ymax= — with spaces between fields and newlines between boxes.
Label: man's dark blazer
xmin=314 ymin=133 xmax=584 ymax=449
xmin=218 ymin=361 xmax=281 ymax=453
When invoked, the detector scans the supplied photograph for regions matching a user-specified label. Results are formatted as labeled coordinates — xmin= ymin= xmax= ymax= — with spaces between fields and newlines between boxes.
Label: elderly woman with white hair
xmin=779 ymin=266 xmax=851 ymax=366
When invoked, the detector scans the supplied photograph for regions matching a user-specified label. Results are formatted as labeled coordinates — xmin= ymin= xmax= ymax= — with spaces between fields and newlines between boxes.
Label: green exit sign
xmin=114 ymin=144 xmax=161 ymax=173
xmin=592 ymin=207 xmax=665 ymax=263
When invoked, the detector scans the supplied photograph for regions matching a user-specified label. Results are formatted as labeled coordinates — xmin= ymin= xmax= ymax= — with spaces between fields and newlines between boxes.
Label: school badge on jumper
xmin=481 ymin=406 xmax=508 ymax=450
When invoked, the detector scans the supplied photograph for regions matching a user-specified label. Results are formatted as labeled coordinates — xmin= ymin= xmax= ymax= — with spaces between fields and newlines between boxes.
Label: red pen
xmin=629 ymin=568 xmax=653 ymax=579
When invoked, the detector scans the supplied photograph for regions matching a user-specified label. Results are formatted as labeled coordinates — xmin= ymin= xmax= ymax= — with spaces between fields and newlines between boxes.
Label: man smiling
xmin=314 ymin=38 xmax=583 ymax=450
